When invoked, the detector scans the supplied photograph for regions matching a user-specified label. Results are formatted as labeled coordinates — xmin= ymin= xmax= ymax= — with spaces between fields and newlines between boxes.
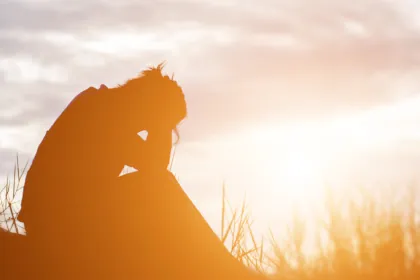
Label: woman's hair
xmin=119 ymin=62 xmax=187 ymax=144
xmin=173 ymin=127 xmax=181 ymax=145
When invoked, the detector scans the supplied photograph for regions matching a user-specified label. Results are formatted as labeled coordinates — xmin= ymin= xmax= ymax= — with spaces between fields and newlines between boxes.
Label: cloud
xmin=0 ymin=0 xmax=236 ymax=34
xmin=2 ymin=0 xmax=420 ymax=150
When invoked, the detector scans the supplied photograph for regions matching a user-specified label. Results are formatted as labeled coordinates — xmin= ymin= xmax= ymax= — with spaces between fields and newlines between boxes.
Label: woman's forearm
xmin=123 ymin=129 xmax=173 ymax=171
xmin=146 ymin=128 xmax=173 ymax=169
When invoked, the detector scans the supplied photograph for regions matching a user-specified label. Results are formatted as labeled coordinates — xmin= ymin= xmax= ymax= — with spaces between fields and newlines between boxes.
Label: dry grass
xmin=2 ymin=157 xmax=420 ymax=280
xmin=0 ymin=155 xmax=28 ymax=234
xmin=221 ymin=183 xmax=420 ymax=280
xmin=220 ymin=183 xmax=268 ymax=274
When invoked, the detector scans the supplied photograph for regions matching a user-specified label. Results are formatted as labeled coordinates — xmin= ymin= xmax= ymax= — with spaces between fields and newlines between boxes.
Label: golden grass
xmin=221 ymin=183 xmax=420 ymax=280
xmin=2 ymin=157 xmax=420 ymax=279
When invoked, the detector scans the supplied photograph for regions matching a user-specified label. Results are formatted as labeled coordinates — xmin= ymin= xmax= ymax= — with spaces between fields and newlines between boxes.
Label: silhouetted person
xmin=17 ymin=63 xmax=267 ymax=280
xmin=18 ymin=63 xmax=187 ymax=279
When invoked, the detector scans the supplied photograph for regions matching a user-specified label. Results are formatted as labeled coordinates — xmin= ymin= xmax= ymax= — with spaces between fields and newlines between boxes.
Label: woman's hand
xmin=123 ymin=128 xmax=173 ymax=172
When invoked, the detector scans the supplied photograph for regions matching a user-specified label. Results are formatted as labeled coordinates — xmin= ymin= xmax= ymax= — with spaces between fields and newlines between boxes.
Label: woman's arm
xmin=123 ymin=128 xmax=172 ymax=171
xmin=145 ymin=127 xmax=173 ymax=169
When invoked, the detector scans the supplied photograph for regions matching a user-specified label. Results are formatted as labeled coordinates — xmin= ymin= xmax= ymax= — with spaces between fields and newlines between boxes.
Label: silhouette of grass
xmin=2 ymin=157 xmax=420 ymax=280
xmin=217 ymin=180 xmax=420 ymax=279
xmin=220 ymin=183 xmax=268 ymax=274
xmin=0 ymin=155 xmax=27 ymax=234
xmin=230 ymin=184 xmax=420 ymax=280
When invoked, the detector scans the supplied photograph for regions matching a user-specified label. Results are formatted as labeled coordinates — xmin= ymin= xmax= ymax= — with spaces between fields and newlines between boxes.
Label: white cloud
xmin=0 ymin=56 xmax=68 ymax=83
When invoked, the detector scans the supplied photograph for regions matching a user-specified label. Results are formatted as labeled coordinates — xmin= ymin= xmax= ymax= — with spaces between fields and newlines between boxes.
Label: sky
xmin=2 ymin=0 xmax=420 ymax=240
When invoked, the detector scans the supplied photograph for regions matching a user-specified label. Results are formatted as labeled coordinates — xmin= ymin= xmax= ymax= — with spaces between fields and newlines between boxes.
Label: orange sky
xmin=2 ymin=0 xmax=420 ymax=241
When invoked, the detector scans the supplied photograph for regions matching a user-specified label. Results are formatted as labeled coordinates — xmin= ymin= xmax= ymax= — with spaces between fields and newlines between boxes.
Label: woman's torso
xmin=19 ymin=87 xmax=127 ymax=226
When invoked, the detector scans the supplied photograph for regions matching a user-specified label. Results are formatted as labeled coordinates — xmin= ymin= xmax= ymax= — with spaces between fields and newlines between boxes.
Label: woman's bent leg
xmin=114 ymin=170 xmax=266 ymax=280
xmin=25 ymin=196 xmax=117 ymax=280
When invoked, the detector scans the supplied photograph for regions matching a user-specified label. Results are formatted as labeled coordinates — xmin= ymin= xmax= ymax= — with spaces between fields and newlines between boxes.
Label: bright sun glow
xmin=247 ymin=122 xmax=342 ymax=200
xmin=240 ymin=94 xmax=420 ymax=202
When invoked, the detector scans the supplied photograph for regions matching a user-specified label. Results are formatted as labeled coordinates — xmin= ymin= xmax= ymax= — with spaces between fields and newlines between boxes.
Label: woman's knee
xmin=118 ymin=170 xmax=177 ymax=187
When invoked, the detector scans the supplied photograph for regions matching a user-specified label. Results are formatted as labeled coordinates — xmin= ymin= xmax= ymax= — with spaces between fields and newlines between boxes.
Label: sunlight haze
xmin=2 ymin=0 xmax=420 ymax=244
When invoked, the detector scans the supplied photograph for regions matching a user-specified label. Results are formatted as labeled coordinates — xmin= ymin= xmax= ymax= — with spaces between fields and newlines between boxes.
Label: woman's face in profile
xmin=124 ymin=103 xmax=178 ymax=134
xmin=144 ymin=111 xmax=180 ymax=133
xmin=146 ymin=85 xmax=186 ymax=132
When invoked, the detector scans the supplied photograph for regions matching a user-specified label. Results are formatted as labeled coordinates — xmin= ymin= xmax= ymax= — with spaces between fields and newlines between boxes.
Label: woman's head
xmin=118 ymin=63 xmax=187 ymax=140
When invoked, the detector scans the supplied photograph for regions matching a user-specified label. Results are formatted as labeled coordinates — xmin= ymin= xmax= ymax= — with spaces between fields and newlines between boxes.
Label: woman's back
xmin=18 ymin=86 xmax=125 ymax=230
